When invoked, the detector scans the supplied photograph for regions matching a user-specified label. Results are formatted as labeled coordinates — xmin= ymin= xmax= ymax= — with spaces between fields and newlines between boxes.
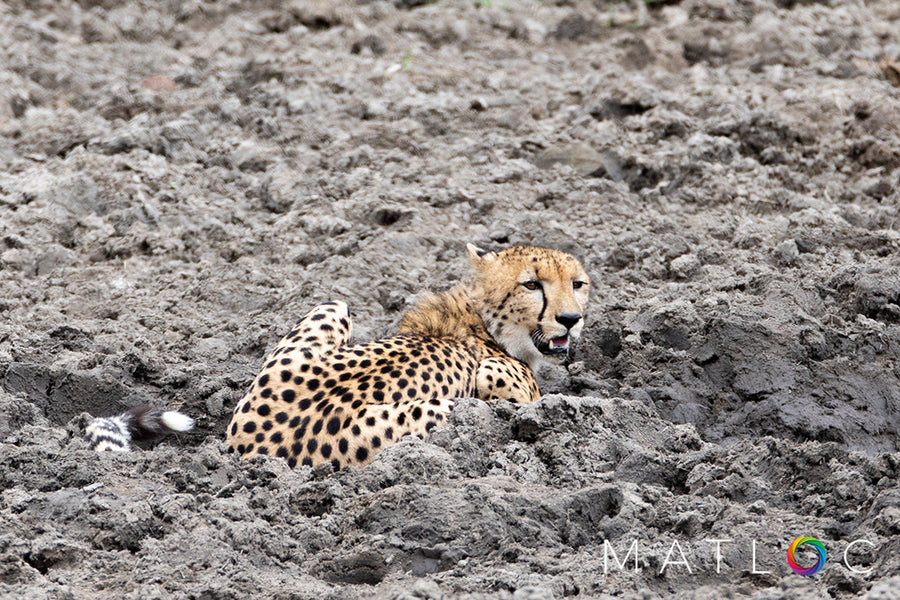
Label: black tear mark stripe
xmin=537 ymin=285 xmax=547 ymax=324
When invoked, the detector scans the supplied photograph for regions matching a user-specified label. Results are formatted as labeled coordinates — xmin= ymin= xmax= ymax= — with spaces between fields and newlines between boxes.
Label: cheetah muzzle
xmin=225 ymin=244 xmax=590 ymax=469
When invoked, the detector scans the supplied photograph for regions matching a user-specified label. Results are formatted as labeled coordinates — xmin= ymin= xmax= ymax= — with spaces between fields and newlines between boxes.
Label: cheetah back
xmin=227 ymin=332 xmax=479 ymax=469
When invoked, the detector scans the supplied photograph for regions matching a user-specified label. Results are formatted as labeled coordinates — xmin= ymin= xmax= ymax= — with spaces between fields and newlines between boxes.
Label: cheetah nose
xmin=556 ymin=313 xmax=582 ymax=330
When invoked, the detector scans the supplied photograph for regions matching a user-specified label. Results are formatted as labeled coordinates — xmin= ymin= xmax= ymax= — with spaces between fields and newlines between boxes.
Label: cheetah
xmin=226 ymin=244 xmax=590 ymax=469
xmin=86 ymin=404 xmax=194 ymax=452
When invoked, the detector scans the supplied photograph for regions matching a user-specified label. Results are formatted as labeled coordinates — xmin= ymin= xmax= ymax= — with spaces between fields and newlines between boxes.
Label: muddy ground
xmin=2 ymin=0 xmax=900 ymax=598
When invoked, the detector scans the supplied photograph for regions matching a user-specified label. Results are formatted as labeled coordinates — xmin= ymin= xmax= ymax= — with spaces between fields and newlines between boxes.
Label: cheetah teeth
xmin=550 ymin=335 xmax=569 ymax=349
xmin=532 ymin=329 xmax=570 ymax=355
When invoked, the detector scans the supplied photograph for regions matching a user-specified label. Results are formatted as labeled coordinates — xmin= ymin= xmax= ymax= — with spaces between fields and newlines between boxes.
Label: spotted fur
xmin=226 ymin=245 xmax=590 ymax=469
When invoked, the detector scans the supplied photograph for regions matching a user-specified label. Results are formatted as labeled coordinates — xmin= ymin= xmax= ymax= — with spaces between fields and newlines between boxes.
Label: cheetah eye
xmin=572 ymin=281 xmax=587 ymax=290
xmin=521 ymin=280 xmax=541 ymax=291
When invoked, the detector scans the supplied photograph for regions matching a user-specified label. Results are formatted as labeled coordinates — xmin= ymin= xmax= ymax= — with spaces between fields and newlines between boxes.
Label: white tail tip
xmin=161 ymin=411 xmax=194 ymax=432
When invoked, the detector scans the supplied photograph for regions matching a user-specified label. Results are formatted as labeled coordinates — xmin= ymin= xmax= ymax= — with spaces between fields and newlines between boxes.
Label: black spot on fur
xmin=327 ymin=417 xmax=341 ymax=435
xmin=321 ymin=443 xmax=332 ymax=458
xmin=282 ymin=389 xmax=296 ymax=403
xmin=243 ymin=421 xmax=256 ymax=433
xmin=339 ymin=438 xmax=349 ymax=454
xmin=412 ymin=406 xmax=422 ymax=420
xmin=257 ymin=404 xmax=270 ymax=416
xmin=307 ymin=438 xmax=318 ymax=453
xmin=356 ymin=447 xmax=369 ymax=462
xmin=275 ymin=412 xmax=288 ymax=424
xmin=271 ymin=431 xmax=283 ymax=443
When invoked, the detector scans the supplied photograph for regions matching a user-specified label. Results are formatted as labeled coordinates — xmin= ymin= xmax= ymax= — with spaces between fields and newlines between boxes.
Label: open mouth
xmin=535 ymin=334 xmax=570 ymax=355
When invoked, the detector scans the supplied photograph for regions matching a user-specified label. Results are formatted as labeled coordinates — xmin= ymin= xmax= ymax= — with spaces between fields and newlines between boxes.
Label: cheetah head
xmin=467 ymin=244 xmax=590 ymax=370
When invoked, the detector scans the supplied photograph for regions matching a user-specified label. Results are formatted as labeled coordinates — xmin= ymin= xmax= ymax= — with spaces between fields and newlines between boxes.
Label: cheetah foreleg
xmin=475 ymin=356 xmax=540 ymax=404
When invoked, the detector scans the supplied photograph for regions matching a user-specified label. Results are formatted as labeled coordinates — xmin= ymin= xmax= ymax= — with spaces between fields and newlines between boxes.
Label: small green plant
xmin=402 ymin=49 xmax=413 ymax=70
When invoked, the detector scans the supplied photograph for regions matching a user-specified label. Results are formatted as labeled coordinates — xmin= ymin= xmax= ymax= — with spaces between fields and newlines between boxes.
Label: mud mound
xmin=2 ymin=0 xmax=900 ymax=598
xmin=2 ymin=396 xmax=898 ymax=598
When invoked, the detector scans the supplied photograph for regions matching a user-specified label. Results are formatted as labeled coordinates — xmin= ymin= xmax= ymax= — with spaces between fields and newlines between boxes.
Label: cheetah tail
xmin=86 ymin=404 xmax=194 ymax=452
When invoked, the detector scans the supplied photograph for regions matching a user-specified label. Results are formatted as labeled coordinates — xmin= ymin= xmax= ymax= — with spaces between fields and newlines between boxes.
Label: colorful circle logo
xmin=787 ymin=537 xmax=827 ymax=576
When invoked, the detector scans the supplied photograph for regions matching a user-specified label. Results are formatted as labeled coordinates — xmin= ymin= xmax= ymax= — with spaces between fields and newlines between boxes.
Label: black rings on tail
xmin=85 ymin=404 xmax=194 ymax=452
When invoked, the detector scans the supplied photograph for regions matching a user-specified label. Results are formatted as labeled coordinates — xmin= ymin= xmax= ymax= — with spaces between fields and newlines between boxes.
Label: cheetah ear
xmin=466 ymin=243 xmax=497 ymax=266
